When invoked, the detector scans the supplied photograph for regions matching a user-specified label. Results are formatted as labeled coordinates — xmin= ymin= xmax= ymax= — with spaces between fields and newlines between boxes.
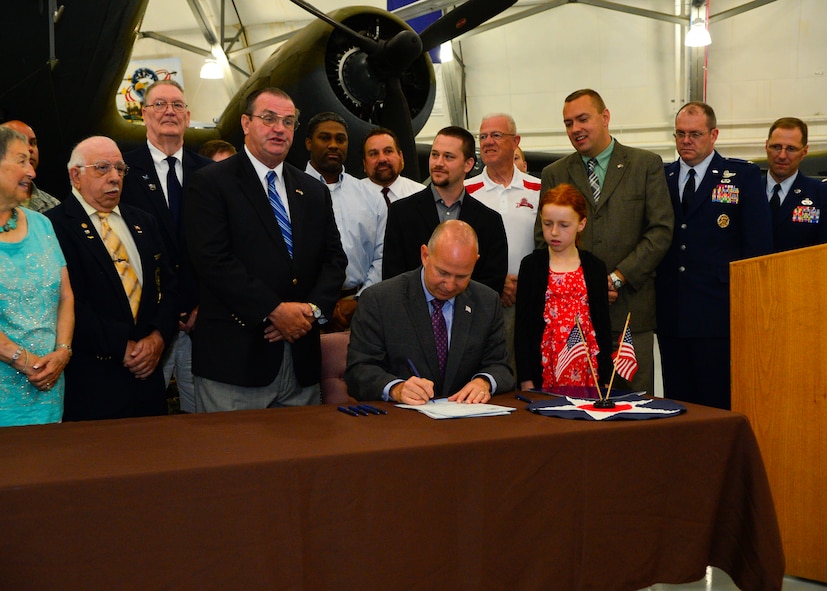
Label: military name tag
xmin=712 ymin=184 xmax=739 ymax=204
xmin=792 ymin=206 xmax=820 ymax=223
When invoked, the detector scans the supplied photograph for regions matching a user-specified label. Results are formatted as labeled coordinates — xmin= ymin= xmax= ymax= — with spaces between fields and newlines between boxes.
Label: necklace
xmin=0 ymin=208 xmax=18 ymax=233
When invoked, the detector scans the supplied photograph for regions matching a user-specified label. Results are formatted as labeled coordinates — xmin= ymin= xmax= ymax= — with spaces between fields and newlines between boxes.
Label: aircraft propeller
xmin=288 ymin=0 xmax=517 ymax=178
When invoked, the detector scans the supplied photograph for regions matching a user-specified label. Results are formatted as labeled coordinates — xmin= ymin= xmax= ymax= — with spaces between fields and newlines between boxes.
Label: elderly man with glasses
xmin=464 ymin=113 xmax=540 ymax=372
xmin=656 ymin=101 xmax=773 ymax=410
xmin=184 ymin=87 xmax=346 ymax=413
xmin=46 ymin=136 xmax=178 ymax=420
xmin=120 ymin=80 xmax=213 ymax=413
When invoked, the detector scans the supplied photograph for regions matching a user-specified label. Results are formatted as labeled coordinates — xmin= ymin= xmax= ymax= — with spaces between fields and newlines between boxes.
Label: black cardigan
xmin=515 ymin=247 xmax=613 ymax=387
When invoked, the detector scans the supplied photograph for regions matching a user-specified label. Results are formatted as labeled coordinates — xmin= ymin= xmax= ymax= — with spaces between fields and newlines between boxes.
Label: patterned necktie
xmin=587 ymin=158 xmax=601 ymax=204
xmin=165 ymin=155 xmax=183 ymax=227
xmin=431 ymin=299 xmax=448 ymax=377
xmin=770 ymin=183 xmax=781 ymax=219
xmin=683 ymin=168 xmax=696 ymax=216
xmin=381 ymin=186 xmax=391 ymax=208
xmin=266 ymin=170 xmax=293 ymax=257
xmin=97 ymin=212 xmax=141 ymax=321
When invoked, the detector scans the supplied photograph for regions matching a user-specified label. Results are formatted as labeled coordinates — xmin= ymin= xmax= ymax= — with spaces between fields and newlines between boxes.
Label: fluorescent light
xmin=685 ymin=18 xmax=711 ymax=47
xmin=199 ymin=58 xmax=223 ymax=79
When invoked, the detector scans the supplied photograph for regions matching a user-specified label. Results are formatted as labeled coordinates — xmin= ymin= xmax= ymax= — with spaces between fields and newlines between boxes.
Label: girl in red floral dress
xmin=515 ymin=184 xmax=613 ymax=392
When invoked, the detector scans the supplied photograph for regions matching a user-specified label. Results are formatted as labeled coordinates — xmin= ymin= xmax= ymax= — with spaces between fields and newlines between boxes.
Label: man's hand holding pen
xmin=390 ymin=377 xmax=435 ymax=405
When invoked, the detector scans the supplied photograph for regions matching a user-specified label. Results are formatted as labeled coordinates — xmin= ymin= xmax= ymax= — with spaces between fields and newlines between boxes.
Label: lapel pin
xmin=794 ymin=188 xmax=802 ymax=194
xmin=134 ymin=225 xmax=143 ymax=234
xmin=295 ymin=189 xmax=304 ymax=195
xmin=465 ymin=305 xmax=471 ymax=313
xmin=802 ymin=198 xmax=813 ymax=206
xmin=148 ymin=183 xmax=157 ymax=191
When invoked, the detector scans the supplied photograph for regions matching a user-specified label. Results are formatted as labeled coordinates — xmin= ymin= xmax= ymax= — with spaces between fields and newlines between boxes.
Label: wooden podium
xmin=731 ymin=244 xmax=827 ymax=583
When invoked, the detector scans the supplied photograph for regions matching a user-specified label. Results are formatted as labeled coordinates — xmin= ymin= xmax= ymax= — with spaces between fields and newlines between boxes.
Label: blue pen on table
xmin=515 ymin=393 xmax=533 ymax=404
xmin=337 ymin=406 xmax=359 ymax=417
xmin=348 ymin=405 xmax=369 ymax=416
xmin=357 ymin=404 xmax=384 ymax=415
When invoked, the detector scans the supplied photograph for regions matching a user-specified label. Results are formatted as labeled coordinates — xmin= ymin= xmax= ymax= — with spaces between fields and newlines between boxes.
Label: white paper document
xmin=396 ymin=399 xmax=516 ymax=419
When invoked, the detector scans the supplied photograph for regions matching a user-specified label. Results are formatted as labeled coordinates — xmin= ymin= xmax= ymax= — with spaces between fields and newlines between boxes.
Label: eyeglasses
xmin=673 ymin=130 xmax=710 ymax=141
xmin=248 ymin=113 xmax=299 ymax=130
xmin=477 ymin=132 xmax=516 ymax=141
xmin=79 ymin=161 xmax=129 ymax=177
xmin=144 ymin=101 xmax=188 ymax=113
xmin=767 ymin=144 xmax=803 ymax=155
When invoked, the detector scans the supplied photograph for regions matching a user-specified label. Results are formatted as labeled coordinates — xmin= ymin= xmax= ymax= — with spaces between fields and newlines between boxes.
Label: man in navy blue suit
xmin=657 ymin=102 xmax=773 ymax=410
xmin=763 ymin=117 xmax=827 ymax=252
xmin=121 ymin=80 xmax=212 ymax=413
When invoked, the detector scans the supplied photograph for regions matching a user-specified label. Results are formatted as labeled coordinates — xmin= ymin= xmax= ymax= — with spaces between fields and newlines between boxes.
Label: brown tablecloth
xmin=0 ymin=394 xmax=784 ymax=591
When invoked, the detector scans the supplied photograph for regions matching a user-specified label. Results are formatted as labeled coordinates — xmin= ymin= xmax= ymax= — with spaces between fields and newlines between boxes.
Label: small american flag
xmin=554 ymin=325 xmax=587 ymax=380
xmin=612 ymin=325 xmax=638 ymax=381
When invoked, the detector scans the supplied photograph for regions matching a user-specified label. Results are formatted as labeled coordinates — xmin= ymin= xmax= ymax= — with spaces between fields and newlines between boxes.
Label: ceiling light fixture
xmin=199 ymin=58 xmax=223 ymax=79
xmin=685 ymin=18 xmax=711 ymax=47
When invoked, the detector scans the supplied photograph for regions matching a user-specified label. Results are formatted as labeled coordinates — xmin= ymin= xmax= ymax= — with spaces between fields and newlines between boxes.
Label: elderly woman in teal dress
xmin=0 ymin=126 xmax=74 ymax=426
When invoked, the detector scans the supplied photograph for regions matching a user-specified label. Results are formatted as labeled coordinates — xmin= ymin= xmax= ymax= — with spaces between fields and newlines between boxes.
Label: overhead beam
xmin=138 ymin=31 xmax=249 ymax=77
xmin=708 ymin=0 xmax=778 ymax=23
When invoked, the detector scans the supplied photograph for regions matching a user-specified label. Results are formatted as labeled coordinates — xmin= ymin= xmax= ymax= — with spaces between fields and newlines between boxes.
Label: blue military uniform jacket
xmin=657 ymin=152 xmax=773 ymax=339
xmin=765 ymin=171 xmax=827 ymax=252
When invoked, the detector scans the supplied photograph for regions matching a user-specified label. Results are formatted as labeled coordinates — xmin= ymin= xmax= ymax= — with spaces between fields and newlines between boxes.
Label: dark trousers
xmin=658 ymin=335 xmax=730 ymax=410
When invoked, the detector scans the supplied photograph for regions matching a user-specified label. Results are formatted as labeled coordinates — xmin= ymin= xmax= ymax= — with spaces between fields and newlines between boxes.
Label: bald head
xmin=421 ymin=220 xmax=480 ymax=301
xmin=1 ymin=120 xmax=39 ymax=169
xmin=68 ymin=136 xmax=126 ymax=213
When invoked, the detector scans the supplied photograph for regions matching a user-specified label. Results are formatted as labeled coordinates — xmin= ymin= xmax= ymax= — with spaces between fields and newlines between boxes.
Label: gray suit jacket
xmin=537 ymin=140 xmax=674 ymax=332
xmin=345 ymin=268 xmax=514 ymax=401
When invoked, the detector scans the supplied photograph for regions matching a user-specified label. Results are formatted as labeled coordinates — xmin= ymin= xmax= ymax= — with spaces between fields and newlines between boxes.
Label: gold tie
xmin=97 ymin=212 xmax=141 ymax=321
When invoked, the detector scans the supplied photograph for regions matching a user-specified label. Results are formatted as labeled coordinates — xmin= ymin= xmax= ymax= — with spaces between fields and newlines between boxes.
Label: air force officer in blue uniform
xmin=657 ymin=102 xmax=773 ymax=410
xmin=763 ymin=117 xmax=827 ymax=252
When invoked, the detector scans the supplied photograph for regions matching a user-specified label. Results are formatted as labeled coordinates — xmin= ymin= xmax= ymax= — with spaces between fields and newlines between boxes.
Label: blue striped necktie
xmin=266 ymin=170 xmax=293 ymax=257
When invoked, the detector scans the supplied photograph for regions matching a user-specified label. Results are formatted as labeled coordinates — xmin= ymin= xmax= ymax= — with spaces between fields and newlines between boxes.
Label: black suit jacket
xmin=515 ymin=248 xmax=613 ymax=387
xmin=382 ymin=187 xmax=508 ymax=294
xmin=45 ymin=196 xmax=178 ymax=420
xmin=764 ymin=172 xmax=827 ymax=252
xmin=345 ymin=268 xmax=514 ymax=401
xmin=121 ymin=144 xmax=212 ymax=314
xmin=184 ymin=151 xmax=347 ymax=387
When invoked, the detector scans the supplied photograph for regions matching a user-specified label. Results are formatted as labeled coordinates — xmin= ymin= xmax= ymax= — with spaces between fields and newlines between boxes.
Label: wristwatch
xmin=308 ymin=303 xmax=322 ymax=319
xmin=610 ymin=272 xmax=623 ymax=290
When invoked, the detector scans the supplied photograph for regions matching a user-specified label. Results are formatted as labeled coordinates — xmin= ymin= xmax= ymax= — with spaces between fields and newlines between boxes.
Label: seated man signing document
xmin=346 ymin=220 xmax=514 ymax=404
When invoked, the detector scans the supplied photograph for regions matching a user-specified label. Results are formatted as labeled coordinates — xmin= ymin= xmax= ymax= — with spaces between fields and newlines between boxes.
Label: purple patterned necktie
xmin=431 ymin=299 xmax=448 ymax=376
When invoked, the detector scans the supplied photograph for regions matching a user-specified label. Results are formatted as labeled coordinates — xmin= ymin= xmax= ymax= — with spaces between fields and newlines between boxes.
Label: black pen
xmin=515 ymin=393 xmax=533 ymax=404
xmin=348 ymin=405 xmax=369 ymax=416
xmin=337 ymin=406 xmax=359 ymax=417
xmin=360 ymin=404 xmax=387 ymax=415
